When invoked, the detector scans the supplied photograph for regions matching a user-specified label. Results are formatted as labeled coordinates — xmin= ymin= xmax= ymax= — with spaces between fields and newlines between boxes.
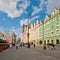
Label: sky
xmin=0 ymin=0 xmax=60 ymax=38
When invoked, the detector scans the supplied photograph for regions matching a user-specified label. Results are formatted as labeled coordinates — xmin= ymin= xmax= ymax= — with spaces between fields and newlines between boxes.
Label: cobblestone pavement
xmin=32 ymin=46 xmax=60 ymax=59
xmin=0 ymin=46 xmax=60 ymax=60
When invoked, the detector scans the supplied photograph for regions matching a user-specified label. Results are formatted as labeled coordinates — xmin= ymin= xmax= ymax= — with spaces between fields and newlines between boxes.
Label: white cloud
xmin=32 ymin=0 xmax=60 ymax=16
xmin=20 ymin=19 xmax=29 ymax=26
xmin=9 ymin=27 xmax=21 ymax=34
xmin=0 ymin=27 xmax=5 ymax=33
xmin=31 ymin=15 xmax=39 ymax=21
xmin=40 ymin=0 xmax=48 ymax=7
xmin=39 ymin=0 xmax=45 ymax=8
xmin=31 ymin=0 xmax=46 ymax=16
xmin=32 ymin=6 xmax=42 ymax=16
xmin=20 ymin=15 xmax=39 ymax=26
xmin=9 ymin=27 xmax=22 ymax=38
xmin=46 ymin=0 xmax=60 ymax=14
xmin=0 ymin=0 xmax=30 ymax=18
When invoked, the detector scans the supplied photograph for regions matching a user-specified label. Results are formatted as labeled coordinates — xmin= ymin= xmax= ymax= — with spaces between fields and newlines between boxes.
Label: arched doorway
xmin=56 ymin=39 xmax=59 ymax=44
xmin=39 ymin=40 xmax=42 ymax=45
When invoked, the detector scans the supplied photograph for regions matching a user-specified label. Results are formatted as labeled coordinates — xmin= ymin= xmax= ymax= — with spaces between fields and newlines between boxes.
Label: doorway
xmin=56 ymin=39 xmax=59 ymax=44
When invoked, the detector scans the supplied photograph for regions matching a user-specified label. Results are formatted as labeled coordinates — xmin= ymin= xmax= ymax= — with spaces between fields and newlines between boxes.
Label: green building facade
xmin=39 ymin=8 xmax=60 ymax=45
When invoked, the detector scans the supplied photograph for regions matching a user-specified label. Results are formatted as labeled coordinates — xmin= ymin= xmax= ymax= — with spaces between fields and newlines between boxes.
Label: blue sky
xmin=0 ymin=0 xmax=60 ymax=38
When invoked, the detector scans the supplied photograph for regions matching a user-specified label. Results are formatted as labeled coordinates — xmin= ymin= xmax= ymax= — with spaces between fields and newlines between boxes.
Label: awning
xmin=0 ymin=39 xmax=4 ymax=43
xmin=3 ymin=40 xmax=8 ymax=43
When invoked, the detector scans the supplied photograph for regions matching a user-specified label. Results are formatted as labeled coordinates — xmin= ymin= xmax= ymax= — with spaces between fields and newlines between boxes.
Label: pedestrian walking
xmin=33 ymin=43 xmax=35 ymax=48
xmin=20 ymin=42 xmax=22 ymax=47
xmin=52 ymin=44 xmax=55 ymax=50
xmin=43 ymin=45 xmax=46 ymax=50
xmin=33 ymin=40 xmax=36 ymax=48
xmin=43 ymin=41 xmax=46 ymax=50
xmin=27 ymin=42 xmax=30 ymax=48
xmin=47 ymin=40 xmax=49 ymax=48
xmin=51 ymin=44 xmax=55 ymax=50
xmin=16 ymin=43 xmax=18 ymax=49
xmin=10 ymin=43 xmax=12 ymax=48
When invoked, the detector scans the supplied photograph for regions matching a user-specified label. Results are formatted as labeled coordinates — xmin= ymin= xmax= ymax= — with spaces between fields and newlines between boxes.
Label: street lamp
xmin=42 ymin=20 xmax=46 ymax=50
xmin=27 ymin=12 xmax=31 ymax=48
xmin=22 ymin=24 xmax=25 ymax=47
xmin=22 ymin=24 xmax=27 ymax=47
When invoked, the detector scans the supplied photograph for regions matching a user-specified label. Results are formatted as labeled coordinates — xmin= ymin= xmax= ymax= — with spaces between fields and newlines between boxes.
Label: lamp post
xmin=42 ymin=20 xmax=46 ymax=50
xmin=27 ymin=12 xmax=31 ymax=48
xmin=22 ymin=24 xmax=24 ymax=47
xmin=27 ymin=20 xmax=30 ymax=48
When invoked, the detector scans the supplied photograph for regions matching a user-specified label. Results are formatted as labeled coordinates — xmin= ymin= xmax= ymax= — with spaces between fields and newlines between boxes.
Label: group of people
xmin=15 ymin=42 xmax=36 ymax=49
xmin=15 ymin=40 xmax=56 ymax=50
xmin=10 ymin=42 xmax=56 ymax=50
xmin=15 ymin=42 xmax=25 ymax=49
xmin=47 ymin=43 xmax=55 ymax=50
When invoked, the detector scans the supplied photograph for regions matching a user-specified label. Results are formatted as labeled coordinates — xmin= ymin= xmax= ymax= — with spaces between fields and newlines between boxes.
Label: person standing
xmin=33 ymin=40 xmax=36 ymax=48
xmin=33 ymin=43 xmax=35 ymax=48
xmin=27 ymin=42 xmax=30 ymax=48
xmin=51 ymin=44 xmax=55 ymax=50
xmin=10 ymin=43 xmax=12 ymax=48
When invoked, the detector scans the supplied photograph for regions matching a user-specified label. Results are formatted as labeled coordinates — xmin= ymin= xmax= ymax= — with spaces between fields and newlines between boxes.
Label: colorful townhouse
xmin=39 ymin=8 xmax=60 ymax=45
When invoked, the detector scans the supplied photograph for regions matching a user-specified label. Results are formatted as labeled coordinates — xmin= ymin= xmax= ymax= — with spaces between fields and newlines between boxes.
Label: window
xmin=44 ymin=24 xmax=46 ymax=26
xmin=46 ymin=22 xmax=49 ymax=25
xmin=56 ymin=23 xmax=59 ymax=27
xmin=47 ymin=22 xmax=49 ymax=25
xmin=56 ymin=29 xmax=59 ymax=34
xmin=51 ymin=40 xmax=54 ymax=44
xmin=51 ymin=31 xmax=54 ymax=35
xmin=58 ymin=15 xmax=60 ymax=20
xmin=52 ymin=20 xmax=54 ymax=23
xmin=56 ymin=16 xmax=58 ymax=20
xmin=51 ymin=31 xmax=54 ymax=34
xmin=56 ymin=15 xmax=60 ymax=20
xmin=51 ymin=25 xmax=54 ymax=29
xmin=49 ymin=20 xmax=51 ymax=23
